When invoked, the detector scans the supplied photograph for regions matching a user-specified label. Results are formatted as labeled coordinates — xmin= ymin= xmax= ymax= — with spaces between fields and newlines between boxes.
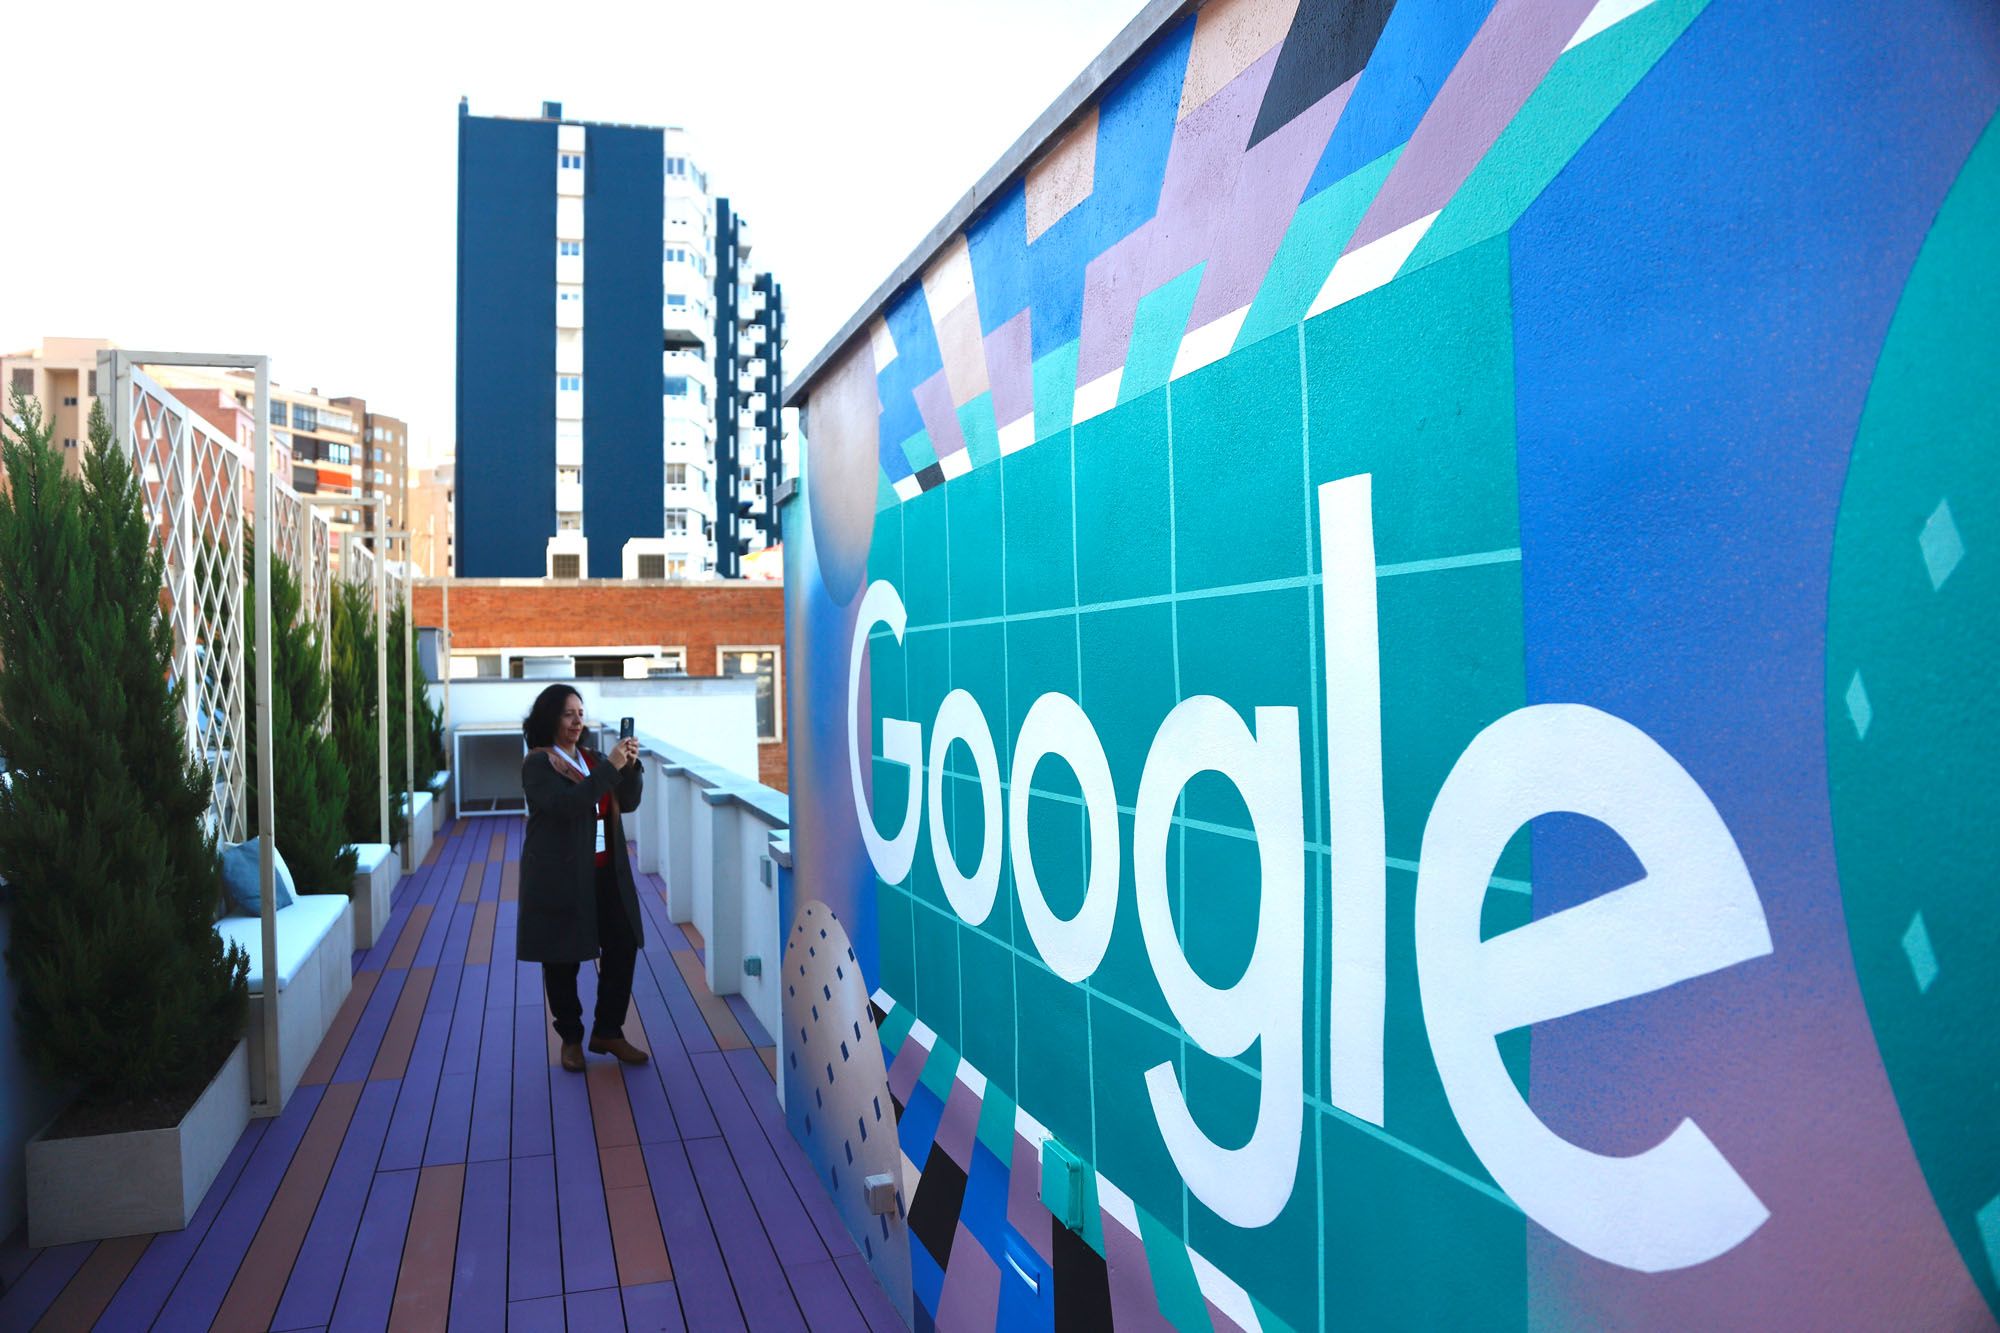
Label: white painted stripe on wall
xmin=938 ymin=448 xmax=973 ymax=480
xmin=1190 ymin=1248 xmax=1264 ymax=1332
xmin=1095 ymin=1174 xmax=1140 ymax=1233
xmin=1072 ymin=368 xmax=1123 ymax=424
xmin=955 ymin=1061 xmax=987 ymax=1097
xmin=1307 ymin=211 xmax=1440 ymax=317
xmin=997 ymin=415 xmax=1037 ymax=455
xmin=892 ymin=475 xmax=923 ymax=502
xmin=1170 ymin=304 xmax=1251 ymax=381
xmin=907 ymin=1018 xmax=937 ymax=1050
xmin=870 ymin=317 xmax=898 ymax=369
xmin=1565 ymin=0 xmax=1661 ymax=51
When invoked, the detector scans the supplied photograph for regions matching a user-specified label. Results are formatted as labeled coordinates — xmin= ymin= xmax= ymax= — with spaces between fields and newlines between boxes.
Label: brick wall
xmin=413 ymin=580 xmax=788 ymax=790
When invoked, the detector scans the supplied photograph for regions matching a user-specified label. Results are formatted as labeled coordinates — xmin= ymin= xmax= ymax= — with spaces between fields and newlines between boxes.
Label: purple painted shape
xmin=785 ymin=1258 xmax=870 ymax=1333
xmin=272 ymin=1079 xmax=401 ymax=1330
xmin=912 ymin=369 xmax=969 ymax=459
xmin=1207 ymin=1296 xmax=1250 ymax=1333
xmin=94 ymin=1119 xmax=269 ymax=1328
xmin=885 ymin=1035 xmax=928 ymax=1107
xmin=623 ymin=1051 xmax=680 ymax=1144
xmin=379 ymin=1007 xmax=451 ymax=1171
xmin=548 ymin=1070 xmax=618 ymax=1293
xmin=508 ymin=1155 xmax=563 ymax=1303
xmin=1004 ymin=1133 xmax=1052 ymax=1266
xmin=1077 ymin=49 xmax=1280 ymax=384
xmin=1188 ymin=77 xmax=1354 ymax=326
xmin=643 ymin=1142 xmax=746 ymax=1333
xmin=469 ymin=997 xmax=517 ymax=1161
xmin=447 ymin=1158 xmax=510 ymax=1333
xmin=425 ymin=1071 xmax=476 ymax=1166
xmin=1349 ymin=0 xmax=1596 ymax=251
xmin=835 ymin=1252 xmax=906 ymax=1333
xmin=488 ymin=907 xmax=520 ymax=1009
xmin=722 ymin=1046 xmax=859 ymax=1259
xmin=983 ymin=310 xmax=1034 ymax=428
xmin=622 ymin=1279 xmax=687 ymax=1333
xmin=152 ymin=1084 xmax=326 ymax=1332
xmin=935 ymin=1222 xmax=1002 ymax=1331
xmin=506 ymin=1294 xmax=565 ymax=1332
xmin=1101 ymin=1212 xmax=1174 ymax=1332
xmin=332 ymin=967 xmax=407 ymax=1084
xmin=690 ymin=1050 xmax=827 ymax=1265
xmin=683 ymin=1136 xmax=807 ymax=1331
xmin=511 ymin=1003 xmax=555 ymax=1158
xmin=326 ymin=1167 xmax=419 ymax=1333
xmin=564 ymin=1286 xmax=625 ymax=1329
xmin=932 ymin=1079 xmax=980 ymax=1171
xmin=0 ymin=1240 xmax=93 ymax=1331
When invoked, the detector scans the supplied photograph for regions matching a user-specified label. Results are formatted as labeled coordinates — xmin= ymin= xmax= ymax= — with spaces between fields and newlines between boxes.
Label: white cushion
xmin=348 ymin=843 xmax=394 ymax=875
xmin=213 ymin=894 xmax=346 ymax=995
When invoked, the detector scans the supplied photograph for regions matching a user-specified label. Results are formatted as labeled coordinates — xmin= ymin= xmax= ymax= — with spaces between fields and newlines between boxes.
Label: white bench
xmin=346 ymin=843 xmax=400 ymax=949
xmin=400 ymin=791 xmax=434 ymax=868
xmin=213 ymin=894 xmax=353 ymax=1110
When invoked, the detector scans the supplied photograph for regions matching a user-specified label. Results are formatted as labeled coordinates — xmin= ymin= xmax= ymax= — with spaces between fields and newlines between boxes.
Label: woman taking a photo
xmin=519 ymin=684 xmax=649 ymax=1072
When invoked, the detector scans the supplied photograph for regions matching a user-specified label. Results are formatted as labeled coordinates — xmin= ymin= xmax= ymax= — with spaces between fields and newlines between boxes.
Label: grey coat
xmin=517 ymin=746 xmax=645 ymax=964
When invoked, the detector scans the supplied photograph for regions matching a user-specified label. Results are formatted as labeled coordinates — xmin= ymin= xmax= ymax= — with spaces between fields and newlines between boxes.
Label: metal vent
xmin=637 ymin=554 xmax=666 ymax=579
xmin=551 ymin=553 xmax=581 ymax=579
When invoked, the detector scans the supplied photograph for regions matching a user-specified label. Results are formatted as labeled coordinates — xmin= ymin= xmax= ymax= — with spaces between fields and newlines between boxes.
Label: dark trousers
xmin=543 ymin=862 xmax=638 ymax=1043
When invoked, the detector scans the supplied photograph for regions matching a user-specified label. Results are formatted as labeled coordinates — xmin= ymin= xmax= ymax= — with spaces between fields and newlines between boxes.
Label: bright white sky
xmin=0 ymin=0 xmax=1139 ymax=466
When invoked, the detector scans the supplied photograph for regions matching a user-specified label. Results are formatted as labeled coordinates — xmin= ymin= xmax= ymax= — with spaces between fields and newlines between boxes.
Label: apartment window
xmin=663 ymin=376 xmax=688 ymax=398
xmin=665 ymin=511 xmax=688 ymax=536
xmin=558 ymin=375 xmax=582 ymax=392
xmin=86 ymin=371 xmax=97 ymax=396
xmin=558 ymin=515 xmax=581 ymax=531
xmin=62 ymin=396 xmax=78 ymax=407
xmin=666 ymin=293 xmax=687 ymax=308
xmin=666 ymin=557 xmax=688 ymax=579
xmin=559 ymin=289 xmax=582 ymax=303
xmin=269 ymin=400 xmax=288 ymax=426
xmin=636 ymin=554 xmax=665 ymax=579
xmin=552 ymin=553 xmax=581 ymax=579
xmin=559 ymin=240 xmax=582 ymax=258
xmin=557 ymin=467 xmax=580 ymax=486
xmin=719 ymin=648 xmax=781 ymax=741
xmin=559 ymin=152 xmax=584 ymax=169
xmin=63 ymin=438 xmax=77 ymax=449
xmin=294 ymin=405 xmax=318 ymax=432
xmin=665 ymin=463 xmax=687 ymax=488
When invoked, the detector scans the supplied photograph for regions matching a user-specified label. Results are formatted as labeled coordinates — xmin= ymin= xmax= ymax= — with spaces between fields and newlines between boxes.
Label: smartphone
xmin=619 ymin=717 xmax=635 ymax=742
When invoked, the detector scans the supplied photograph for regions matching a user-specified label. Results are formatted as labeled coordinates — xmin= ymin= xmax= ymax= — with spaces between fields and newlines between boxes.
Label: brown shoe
xmin=560 ymin=1041 xmax=585 ymax=1072
xmin=588 ymin=1036 xmax=650 ymax=1065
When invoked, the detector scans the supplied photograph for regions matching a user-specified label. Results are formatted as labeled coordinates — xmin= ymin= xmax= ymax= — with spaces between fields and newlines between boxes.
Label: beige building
xmin=333 ymin=397 xmax=410 ymax=536
xmin=408 ymin=461 xmax=455 ymax=577
xmin=1 ymin=337 xmax=114 ymax=473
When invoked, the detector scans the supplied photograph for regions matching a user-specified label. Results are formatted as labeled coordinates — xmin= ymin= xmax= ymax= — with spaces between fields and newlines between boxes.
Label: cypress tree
xmin=244 ymin=542 xmax=355 ymax=891
xmin=330 ymin=574 xmax=406 ymax=849
xmin=0 ymin=395 xmax=248 ymax=1117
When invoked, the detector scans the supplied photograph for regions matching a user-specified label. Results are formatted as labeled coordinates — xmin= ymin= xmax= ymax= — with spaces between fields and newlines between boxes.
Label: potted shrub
xmin=0 ymin=396 xmax=251 ymax=1246
xmin=331 ymin=576 xmax=408 ymax=851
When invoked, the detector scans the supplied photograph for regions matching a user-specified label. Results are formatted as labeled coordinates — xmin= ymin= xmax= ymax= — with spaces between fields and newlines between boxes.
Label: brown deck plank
xmin=671 ymin=951 xmax=752 ymax=1051
xmin=388 ymin=1162 xmax=465 ymax=1331
xmin=387 ymin=903 xmax=432 ymax=971
xmin=300 ymin=968 xmax=381 ymax=1087
xmin=466 ymin=901 xmax=497 ymax=965
xmin=488 ymin=831 xmax=506 ymax=861
xmin=585 ymin=1059 xmax=639 ymax=1149
xmin=459 ymin=860 xmax=484 ymax=904
xmin=210 ymin=1080 xmax=363 ymax=1332
xmin=370 ymin=966 xmax=436 ymax=1081
xmin=499 ymin=861 xmax=519 ymax=902
xmin=680 ymin=921 xmax=705 ymax=951
xmin=758 ymin=1045 xmax=779 ymax=1078
xmin=605 ymin=1181 xmax=675 ymax=1286
xmin=33 ymin=1233 xmax=149 ymax=1333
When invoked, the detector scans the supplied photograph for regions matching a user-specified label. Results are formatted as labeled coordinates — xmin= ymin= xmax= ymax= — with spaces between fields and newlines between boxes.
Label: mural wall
xmin=781 ymin=1 xmax=2000 ymax=1328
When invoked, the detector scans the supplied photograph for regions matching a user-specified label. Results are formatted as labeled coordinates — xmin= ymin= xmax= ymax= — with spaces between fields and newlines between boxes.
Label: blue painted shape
xmin=996 ymin=1231 xmax=1058 ymax=1332
xmin=1031 ymin=341 xmax=1081 ymax=441
xmin=1902 ymin=912 xmax=1940 ymax=992
xmin=876 ymin=282 xmax=947 ymax=458
xmin=960 ymin=1140 xmax=1013 ymax=1265
xmin=964 ymin=19 xmax=1197 ymax=356
xmin=1979 ymin=1194 xmax=2000 ymax=1287
xmin=959 ymin=394 xmax=1002 ymax=468
xmin=1120 ymin=263 xmax=1206 ymax=403
xmin=898 ymin=1079 xmax=948 ymax=1165
xmin=911 ymin=1231 xmax=947 ymax=1314
xmin=1305 ymin=0 xmax=1499 ymax=199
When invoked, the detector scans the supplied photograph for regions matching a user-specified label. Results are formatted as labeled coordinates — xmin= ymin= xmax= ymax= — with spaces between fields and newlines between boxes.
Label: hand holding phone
xmin=619 ymin=717 xmax=635 ymax=742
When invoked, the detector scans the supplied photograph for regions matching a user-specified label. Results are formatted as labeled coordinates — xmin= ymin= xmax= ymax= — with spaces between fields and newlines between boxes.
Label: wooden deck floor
xmin=0 ymin=817 xmax=899 ymax=1333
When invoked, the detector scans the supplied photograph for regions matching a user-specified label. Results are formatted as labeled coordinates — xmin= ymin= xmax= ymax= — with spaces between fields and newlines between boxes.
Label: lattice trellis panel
xmin=123 ymin=370 xmax=248 ymax=841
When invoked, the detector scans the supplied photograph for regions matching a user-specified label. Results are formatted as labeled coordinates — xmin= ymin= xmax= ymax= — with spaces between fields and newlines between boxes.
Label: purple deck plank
xmin=625 ymin=950 xmax=721 ymax=1140
xmin=508 ymin=1155 xmax=562 ymax=1303
xmin=468 ymin=995 xmax=516 ymax=1161
xmin=94 ymin=1119 xmax=269 ymax=1329
xmin=443 ymin=962 xmax=488 ymax=1077
xmin=482 ymin=861 xmax=503 ymax=901
xmin=565 ymin=1287 xmax=625 ymax=1329
xmin=358 ymin=897 xmax=418 ymax=971
xmin=684 ymin=1135 xmax=806 ymax=1332
xmin=0 ymin=1240 xmax=93 ymax=1332
xmin=152 ymin=1084 xmax=327 ymax=1332
xmin=624 ymin=1280 xmax=687 ymax=1333
xmin=271 ymin=1079 xmax=400 ymax=1330
xmin=623 ymin=1052 xmax=680 ymax=1145
xmin=642 ymin=1142 xmax=744 ymax=1333
xmin=509 ymin=1294 xmax=565 ymax=1331
xmin=451 ymin=965 xmax=492 ymax=1070
xmin=488 ymin=905 xmax=521 ymax=1010
xmin=835 ymin=1254 xmax=905 ymax=1333
xmin=690 ymin=1051 xmax=829 ymax=1267
xmin=516 ymin=957 xmax=542 ymax=1008
xmin=724 ymin=1048 xmax=860 ymax=1259
xmin=328 ymin=1168 xmax=419 ymax=1333
xmin=549 ymin=1069 xmax=618 ymax=1293
xmin=423 ymin=1072 xmax=476 ymax=1166
xmin=785 ymin=1259 xmax=870 ymax=1333
xmin=332 ymin=968 xmax=408 ymax=1084
xmin=378 ymin=1004 xmax=451 ymax=1172
xmin=0 ymin=1226 xmax=37 ymax=1290
xmin=512 ymin=1003 xmax=554 ymax=1158
xmin=422 ymin=898 xmax=470 ymax=968
xmin=449 ymin=1157 xmax=510 ymax=1333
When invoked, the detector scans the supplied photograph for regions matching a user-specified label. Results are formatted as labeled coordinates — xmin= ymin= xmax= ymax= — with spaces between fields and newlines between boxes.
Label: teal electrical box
xmin=1039 ymin=1138 xmax=1087 ymax=1233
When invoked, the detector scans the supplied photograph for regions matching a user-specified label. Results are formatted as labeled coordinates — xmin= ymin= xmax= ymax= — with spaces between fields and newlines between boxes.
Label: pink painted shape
xmin=1076 ymin=50 xmax=1281 ymax=384
xmin=1346 ymin=0 xmax=1597 ymax=252
xmin=1102 ymin=1211 xmax=1177 ymax=1332
xmin=935 ymin=1222 xmax=1002 ymax=1329
xmin=932 ymin=1079 xmax=981 ymax=1171
xmin=1206 ymin=1297 xmax=1247 ymax=1333
xmin=912 ymin=369 xmax=969 ymax=459
xmin=1005 ymin=1132 xmax=1053 ymax=1265
xmin=984 ymin=309 xmax=1035 ymax=427
xmin=887 ymin=1034 xmax=929 ymax=1106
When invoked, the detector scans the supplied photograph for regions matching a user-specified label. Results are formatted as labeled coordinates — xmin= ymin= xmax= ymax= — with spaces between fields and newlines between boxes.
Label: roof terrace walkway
xmin=0 ymin=816 xmax=900 ymax=1332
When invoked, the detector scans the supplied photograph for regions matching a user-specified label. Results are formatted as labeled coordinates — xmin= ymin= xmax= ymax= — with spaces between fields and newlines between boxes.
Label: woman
xmin=518 ymin=684 xmax=648 ymax=1072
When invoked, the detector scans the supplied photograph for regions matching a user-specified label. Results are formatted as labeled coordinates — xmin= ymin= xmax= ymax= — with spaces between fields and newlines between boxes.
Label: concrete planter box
xmin=25 ymin=1040 xmax=250 ymax=1248
xmin=401 ymin=791 xmax=434 ymax=869
xmin=348 ymin=843 xmax=400 ymax=949
xmin=427 ymin=771 xmax=450 ymax=830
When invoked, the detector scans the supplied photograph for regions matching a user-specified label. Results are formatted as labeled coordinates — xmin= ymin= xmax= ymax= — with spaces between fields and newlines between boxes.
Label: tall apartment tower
xmin=714 ymin=201 xmax=784 ymax=578
xmin=456 ymin=99 xmax=779 ymax=580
